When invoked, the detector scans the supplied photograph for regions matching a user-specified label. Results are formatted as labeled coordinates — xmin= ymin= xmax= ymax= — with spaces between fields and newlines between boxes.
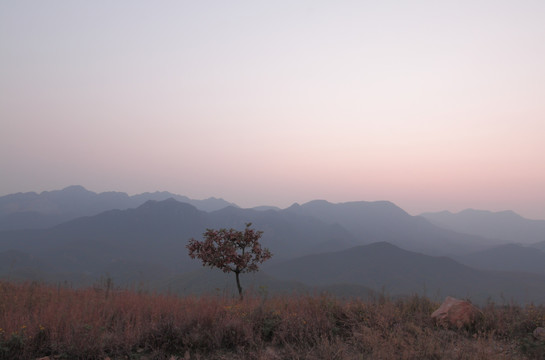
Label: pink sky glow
xmin=1 ymin=1 xmax=544 ymax=219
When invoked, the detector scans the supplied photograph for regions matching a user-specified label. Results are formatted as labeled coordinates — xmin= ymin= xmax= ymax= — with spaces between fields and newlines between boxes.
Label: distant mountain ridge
xmin=0 ymin=198 xmax=363 ymax=286
xmin=266 ymin=241 xmax=545 ymax=304
xmin=0 ymin=185 xmax=237 ymax=230
xmin=453 ymin=243 xmax=545 ymax=274
xmin=2 ymin=187 xmax=545 ymax=303
xmin=2 ymin=197 xmax=544 ymax=303
xmin=420 ymin=209 xmax=545 ymax=244
xmin=285 ymin=200 xmax=502 ymax=255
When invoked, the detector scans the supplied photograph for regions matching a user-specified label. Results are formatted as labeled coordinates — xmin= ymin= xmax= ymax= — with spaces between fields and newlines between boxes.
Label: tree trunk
xmin=235 ymin=271 xmax=243 ymax=300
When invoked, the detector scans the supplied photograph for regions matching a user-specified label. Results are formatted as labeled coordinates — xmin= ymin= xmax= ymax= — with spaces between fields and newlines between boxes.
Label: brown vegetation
xmin=1 ymin=280 xmax=544 ymax=359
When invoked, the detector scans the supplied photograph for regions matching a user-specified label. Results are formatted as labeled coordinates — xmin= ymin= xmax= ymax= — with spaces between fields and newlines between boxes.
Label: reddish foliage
xmin=186 ymin=223 xmax=272 ymax=298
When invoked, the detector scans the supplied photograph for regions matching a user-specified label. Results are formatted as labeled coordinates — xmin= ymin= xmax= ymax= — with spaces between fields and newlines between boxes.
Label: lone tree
xmin=187 ymin=223 xmax=272 ymax=300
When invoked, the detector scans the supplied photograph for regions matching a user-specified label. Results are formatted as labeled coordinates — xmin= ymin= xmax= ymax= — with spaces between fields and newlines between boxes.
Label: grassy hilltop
xmin=1 ymin=280 xmax=545 ymax=359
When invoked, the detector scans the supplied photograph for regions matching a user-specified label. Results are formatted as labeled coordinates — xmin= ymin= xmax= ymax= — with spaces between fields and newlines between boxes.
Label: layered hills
xmin=420 ymin=208 xmax=545 ymax=244
xmin=265 ymin=242 xmax=545 ymax=304
xmin=0 ymin=198 xmax=361 ymax=287
xmin=0 ymin=185 xmax=236 ymax=230
xmin=453 ymin=243 xmax=545 ymax=274
xmin=1 ymin=187 xmax=545 ymax=304
xmin=285 ymin=200 xmax=502 ymax=255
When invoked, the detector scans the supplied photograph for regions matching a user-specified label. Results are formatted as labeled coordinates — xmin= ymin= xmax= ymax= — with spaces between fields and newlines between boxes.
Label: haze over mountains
xmin=266 ymin=242 xmax=545 ymax=304
xmin=1 ymin=186 xmax=545 ymax=304
xmin=0 ymin=185 xmax=236 ymax=231
xmin=421 ymin=209 xmax=545 ymax=245
xmin=285 ymin=200 xmax=502 ymax=256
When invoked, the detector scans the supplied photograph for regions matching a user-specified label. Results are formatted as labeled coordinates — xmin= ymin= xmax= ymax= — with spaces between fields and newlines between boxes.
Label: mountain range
xmin=265 ymin=242 xmax=545 ymax=304
xmin=0 ymin=197 xmax=362 ymax=285
xmin=453 ymin=243 xmax=545 ymax=274
xmin=285 ymin=200 xmax=502 ymax=256
xmin=1 ymin=186 xmax=545 ymax=304
xmin=0 ymin=185 xmax=236 ymax=231
xmin=420 ymin=209 xmax=545 ymax=244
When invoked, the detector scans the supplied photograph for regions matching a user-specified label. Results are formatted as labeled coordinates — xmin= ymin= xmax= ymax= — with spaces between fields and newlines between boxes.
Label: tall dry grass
xmin=0 ymin=280 xmax=544 ymax=359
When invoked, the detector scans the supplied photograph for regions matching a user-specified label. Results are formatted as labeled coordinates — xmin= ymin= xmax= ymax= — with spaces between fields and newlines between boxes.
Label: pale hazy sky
xmin=1 ymin=1 xmax=544 ymax=219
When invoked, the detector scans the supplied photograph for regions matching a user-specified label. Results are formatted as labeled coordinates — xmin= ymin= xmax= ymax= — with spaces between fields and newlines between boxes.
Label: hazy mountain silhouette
xmin=0 ymin=198 xmax=362 ymax=286
xmin=0 ymin=249 xmax=47 ymax=282
xmin=0 ymin=185 xmax=237 ymax=230
xmin=159 ymin=267 xmax=306 ymax=296
xmin=266 ymin=242 xmax=545 ymax=304
xmin=420 ymin=209 xmax=545 ymax=244
xmin=2 ymin=193 xmax=544 ymax=303
xmin=154 ymin=267 xmax=377 ymax=299
xmin=207 ymin=205 xmax=362 ymax=259
xmin=453 ymin=243 xmax=545 ymax=274
xmin=0 ymin=199 xmax=209 ymax=285
xmin=251 ymin=205 xmax=282 ymax=211
xmin=284 ymin=200 xmax=501 ymax=255
xmin=531 ymin=241 xmax=545 ymax=252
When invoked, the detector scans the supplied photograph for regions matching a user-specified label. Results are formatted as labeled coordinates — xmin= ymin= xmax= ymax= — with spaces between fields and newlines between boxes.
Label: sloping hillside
xmin=266 ymin=242 xmax=545 ymax=304
xmin=454 ymin=243 xmax=545 ymax=274
xmin=285 ymin=200 xmax=501 ymax=255
xmin=0 ymin=199 xmax=362 ymax=285
xmin=421 ymin=209 xmax=545 ymax=244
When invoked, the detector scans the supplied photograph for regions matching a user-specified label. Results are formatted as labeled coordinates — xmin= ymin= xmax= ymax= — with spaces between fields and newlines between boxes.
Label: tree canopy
xmin=187 ymin=223 xmax=272 ymax=299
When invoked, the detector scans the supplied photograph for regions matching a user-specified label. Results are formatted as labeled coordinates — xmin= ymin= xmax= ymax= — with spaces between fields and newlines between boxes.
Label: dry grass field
xmin=1 ymin=280 xmax=544 ymax=360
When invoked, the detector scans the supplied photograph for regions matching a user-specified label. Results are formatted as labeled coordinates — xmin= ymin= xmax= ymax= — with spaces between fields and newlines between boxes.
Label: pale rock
xmin=534 ymin=327 xmax=545 ymax=341
xmin=431 ymin=296 xmax=483 ymax=329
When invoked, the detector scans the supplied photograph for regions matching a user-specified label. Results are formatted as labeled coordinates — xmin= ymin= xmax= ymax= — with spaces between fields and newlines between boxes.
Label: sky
xmin=1 ymin=1 xmax=544 ymax=219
